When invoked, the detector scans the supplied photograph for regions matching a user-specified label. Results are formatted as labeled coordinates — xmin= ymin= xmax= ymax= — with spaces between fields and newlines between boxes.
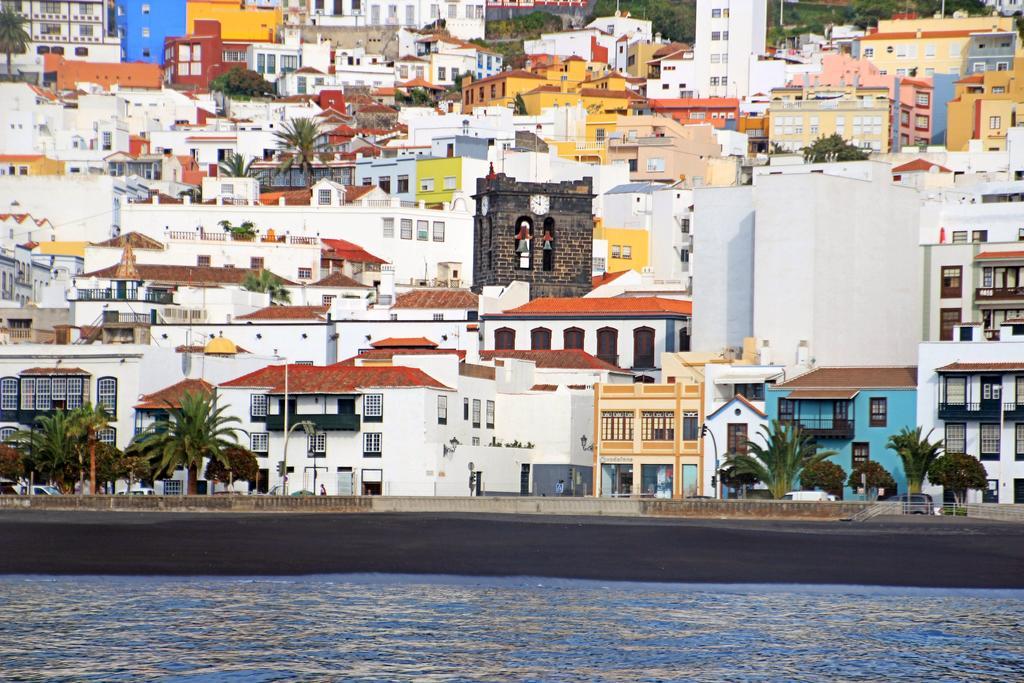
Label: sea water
xmin=1 ymin=575 xmax=1022 ymax=681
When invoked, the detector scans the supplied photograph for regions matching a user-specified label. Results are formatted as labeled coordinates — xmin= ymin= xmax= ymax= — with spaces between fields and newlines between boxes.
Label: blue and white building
xmin=116 ymin=0 xmax=187 ymax=64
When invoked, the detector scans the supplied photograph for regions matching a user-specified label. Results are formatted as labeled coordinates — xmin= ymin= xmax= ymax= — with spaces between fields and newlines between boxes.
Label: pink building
xmin=791 ymin=54 xmax=934 ymax=148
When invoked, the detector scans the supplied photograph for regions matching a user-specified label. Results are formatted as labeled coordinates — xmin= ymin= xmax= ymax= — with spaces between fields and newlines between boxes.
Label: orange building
xmin=45 ymin=55 xmax=162 ymax=91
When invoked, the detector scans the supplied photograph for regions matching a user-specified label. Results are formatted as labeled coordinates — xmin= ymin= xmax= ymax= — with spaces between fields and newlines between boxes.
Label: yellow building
xmin=416 ymin=157 xmax=462 ymax=205
xmin=187 ymin=0 xmax=281 ymax=42
xmin=0 ymin=155 xmax=64 ymax=176
xmin=768 ymin=84 xmax=892 ymax=153
xmin=946 ymin=60 xmax=1024 ymax=151
xmin=856 ymin=15 xmax=1019 ymax=78
xmin=593 ymin=218 xmax=650 ymax=273
xmin=593 ymin=381 xmax=703 ymax=498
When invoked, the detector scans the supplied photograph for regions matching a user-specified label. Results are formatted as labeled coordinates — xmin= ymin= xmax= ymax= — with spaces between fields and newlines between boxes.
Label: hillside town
xmin=0 ymin=0 xmax=1023 ymax=507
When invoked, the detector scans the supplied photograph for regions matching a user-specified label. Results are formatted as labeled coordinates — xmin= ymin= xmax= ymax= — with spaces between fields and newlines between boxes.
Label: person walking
xmin=319 ymin=484 xmax=327 ymax=496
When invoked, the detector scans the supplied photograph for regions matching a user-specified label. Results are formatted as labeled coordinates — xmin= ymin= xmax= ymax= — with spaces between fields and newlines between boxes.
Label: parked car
xmin=782 ymin=490 xmax=831 ymax=502
xmin=26 ymin=485 xmax=61 ymax=495
xmin=885 ymin=493 xmax=935 ymax=515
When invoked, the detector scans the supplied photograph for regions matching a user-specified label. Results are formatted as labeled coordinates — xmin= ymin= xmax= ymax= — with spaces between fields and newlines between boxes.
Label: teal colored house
xmin=765 ymin=367 xmax=918 ymax=499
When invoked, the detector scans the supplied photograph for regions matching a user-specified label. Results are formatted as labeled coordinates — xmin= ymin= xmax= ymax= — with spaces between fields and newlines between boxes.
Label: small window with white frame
xmin=363 ymin=393 xmax=383 ymax=420
xmin=250 ymin=432 xmax=269 ymax=453
xmin=250 ymin=394 xmax=268 ymax=418
xmin=363 ymin=432 xmax=382 ymax=455
xmin=307 ymin=431 xmax=326 ymax=454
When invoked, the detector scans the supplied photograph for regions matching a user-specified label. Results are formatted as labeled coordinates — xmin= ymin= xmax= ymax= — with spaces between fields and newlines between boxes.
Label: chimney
xmin=379 ymin=263 xmax=396 ymax=305
xmin=758 ymin=339 xmax=771 ymax=366
xmin=796 ymin=340 xmax=810 ymax=367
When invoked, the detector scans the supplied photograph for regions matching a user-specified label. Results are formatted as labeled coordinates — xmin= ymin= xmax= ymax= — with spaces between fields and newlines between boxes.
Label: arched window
xmin=98 ymin=427 xmax=116 ymax=445
xmin=530 ymin=327 xmax=551 ymax=350
xmin=541 ymin=217 xmax=555 ymax=271
xmin=97 ymin=377 xmax=118 ymax=416
xmin=0 ymin=377 xmax=18 ymax=415
xmin=494 ymin=328 xmax=516 ymax=350
xmin=0 ymin=426 xmax=15 ymax=442
xmin=633 ymin=327 xmax=655 ymax=369
xmin=563 ymin=327 xmax=584 ymax=350
xmin=513 ymin=216 xmax=533 ymax=270
xmin=679 ymin=327 xmax=691 ymax=353
xmin=597 ymin=328 xmax=618 ymax=366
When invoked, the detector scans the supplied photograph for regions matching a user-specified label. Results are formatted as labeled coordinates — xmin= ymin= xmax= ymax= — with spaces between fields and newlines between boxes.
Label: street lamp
xmin=701 ymin=423 xmax=720 ymax=499
xmin=442 ymin=436 xmax=461 ymax=457
xmin=580 ymin=434 xmax=594 ymax=451
xmin=282 ymin=419 xmax=315 ymax=495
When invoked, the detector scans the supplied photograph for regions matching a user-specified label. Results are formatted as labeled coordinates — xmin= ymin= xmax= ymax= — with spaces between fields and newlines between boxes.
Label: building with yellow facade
xmin=768 ymin=83 xmax=892 ymax=153
xmin=0 ymin=155 xmax=64 ymax=176
xmin=187 ymin=0 xmax=281 ymax=43
xmin=946 ymin=59 xmax=1024 ymax=151
xmin=593 ymin=218 xmax=650 ymax=273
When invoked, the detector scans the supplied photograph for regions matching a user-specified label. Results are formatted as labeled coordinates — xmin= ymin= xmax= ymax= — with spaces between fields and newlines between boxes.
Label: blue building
xmin=765 ymin=367 xmax=918 ymax=499
xmin=354 ymin=155 xmax=420 ymax=203
xmin=116 ymin=0 xmax=187 ymax=64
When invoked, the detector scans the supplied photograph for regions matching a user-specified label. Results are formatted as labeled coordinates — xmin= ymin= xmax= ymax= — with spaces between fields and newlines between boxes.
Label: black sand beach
xmin=1 ymin=511 xmax=1021 ymax=588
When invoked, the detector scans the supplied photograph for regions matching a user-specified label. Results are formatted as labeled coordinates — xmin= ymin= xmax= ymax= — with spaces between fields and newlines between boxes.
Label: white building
xmin=645 ymin=45 xmax=697 ymax=100
xmin=1 ymin=0 xmax=121 ymax=80
xmin=524 ymin=28 xmax=615 ymax=64
xmin=694 ymin=0 xmax=767 ymax=98
xmin=306 ymin=0 xmax=485 ymax=40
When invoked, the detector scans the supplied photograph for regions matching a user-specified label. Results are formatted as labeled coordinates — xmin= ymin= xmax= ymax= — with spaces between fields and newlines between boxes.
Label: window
xmin=417 ymin=220 xmax=429 ymax=241
xmin=563 ymin=327 xmax=584 ymax=350
xmin=420 ymin=178 xmax=434 ymax=192
xmin=611 ymin=245 xmax=620 ymax=259
xmin=597 ymin=328 xmax=618 ymax=365
xmin=601 ymin=411 xmax=633 ymax=441
xmin=197 ymin=255 xmax=211 ymax=267
xmin=363 ymin=393 xmax=383 ymax=421
xmin=378 ymin=177 xmax=391 ymax=194
xmin=494 ymin=328 xmax=515 ymax=350
xmin=530 ymin=327 xmax=551 ymax=350
xmin=951 ymin=231 xmax=968 ymax=244
xmin=852 ymin=443 xmax=870 ymax=466
xmin=472 ymin=399 xmax=481 ymax=428
xmin=363 ymin=432 xmax=382 ymax=456
xmin=915 ymin=115 xmax=929 ymax=130
xmin=250 ymin=432 xmax=269 ymax=453
xmin=646 ymin=158 xmax=665 ymax=172
xmin=306 ymin=431 xmax=327 ymax=455
xmin=432 ymin=221 xmax=445 ymax=242
xmin=940 ymin=308 xmax=961 ymax=341
xmin=641 ymin=411 xmax=674 ymax=440
xmin=443 ymin=176 xmax=457 ymax=190
xmin=989 ymin=116 xmax=1002 ymax=130
xmin=980 ymin=424 xmax=1000 ymax=461
xmin=864 ymin=48 xmax=874 ymax=58
xmin=733 ymin=383 xmax=764 ymax=401
xmin=437 ymin=395 xmax=447 ymax=424
xmin=97 ymin=377 xmax=117 ymax=415
xmin=382 ymin=217 xmax=394 ymax=238
xmin=941 ymin=266 xmax=962 ymax=298
xmin=916 ymin=92 xmax=930 ymax=107
xmin=870 ymin=398 xmax=887 ymax=427
xmin=463 ymin=398 xmax=469 ymax=421
xmin=250 ymin=394 xmax=268 ymax=418
xmin=400 ymin=218 xmax=413 ymax=240
xmin=318 ymin=189 xmax=332 ymax=205
xmin=945 ymin=423 xmax=966 ymax=454
xmin=486 ymin=400 xmax=494 ymax=429
xmin=19 ymin=377 xmax=33 ymax=410
xmin=944 ymin=376 xmax=967 ymax=406
xmin=98 ymin=428 xmax=116 ymax=446
xmin=622 ymin=245 xmax=632 ymax=260
xmin=397 ymin=175 xmax=409 ymax=193
xmin=250 ymin=257 xmax=264 ymax=271
xmin=682 ymin=412 xmax=699 ymax=441
xmin=298 ymin=267 xmax=312 ymax=279
xmin=727 ymin=423 xmax=747 ymax=455
xmin=1016 ymin=423 xmax=1024 ymax=460
xmin=633 ymin=327 xmax=655 ymax=368
xmin=972 ymin=230 xmax=988 ymax=243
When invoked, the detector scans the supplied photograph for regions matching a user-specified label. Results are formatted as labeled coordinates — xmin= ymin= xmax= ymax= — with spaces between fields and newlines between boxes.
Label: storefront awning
xmin=785 ymin=390 xmax=860 ymax=400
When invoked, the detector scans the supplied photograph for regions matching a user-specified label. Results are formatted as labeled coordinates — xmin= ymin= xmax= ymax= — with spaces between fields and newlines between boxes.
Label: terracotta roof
xmin=339 ymin=348 xmax=466 ymax=365
xmin=776 ymin=367 xmax=918 ymax=389
xmin=398 ymin=78 xmax=445 ymax=90
xmin=236 ymin=305 xmax=330 ymax=321
xmin=321 ymin=238 xmax=386 ymax=264
xmin=860 ymin=29 xmax=978 ymax=41
xmin=47 ymin=56 xmax=162 ymax=91
xmin=956 ymin=73 xmax=985 ymax=84
xmin=592 ymin=270 xmax=629 ymax=289
xmin=392 ymin=289 xmax=478 ymax=310
xmin=785 ymin=389 xmax=861 ymax=400
xmin=220 ymin=363 xmax=450 ymax=392
xmin=0 ymin=154 xmax=45 ymax=161
xmin=260 ymin=189 xmax=311 ymax=205
xmin=936 ymin=362 xmax=1024 ymax=372
xmin=370 ymin=337 xmax=439 ymax=349
xmin=92 ymin=232 xmax=165 ymax=250
xmin=892 ymin=159 xmax=951 ymax=174
xmin=135 ymin=379 xmax=213 ymax=410
xmin=975 ymin=250 xmax=1024 ymax=260
xmin=496 ymin=297 xmax=691 ymax=317
xmin=294 ymin=66 xmax=325 ymax=75
xmin=311 ymin=271 xmax=369 ymax=288
xmin=467 ymin=69 xmax=544 ymax=87
xmin=706 ymin=394 xmax=767 ymax=419
xmin=356 ymin=103 xmax=399 ymax=114
xmin=578 ymin=88 xmax=640 ymax=100
xmin=530 ymin=384 xmax=558 ymax=392
xmin=19 ymin=367 xmax=89 ymax=375
xmin=480 ymin=349 xmax=624 ymax=372
xmin=80 ymin=264 xmax=295 ymax=286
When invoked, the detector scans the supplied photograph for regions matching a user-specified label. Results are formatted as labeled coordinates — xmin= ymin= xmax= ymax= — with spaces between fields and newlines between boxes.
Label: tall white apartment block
xmin=2 ymin=0 xmax=121 ymax=78
xmin=694 ymin=0 xmax=767 ymax=98
xmin=304 ymin=0 xmax=485 ymax=41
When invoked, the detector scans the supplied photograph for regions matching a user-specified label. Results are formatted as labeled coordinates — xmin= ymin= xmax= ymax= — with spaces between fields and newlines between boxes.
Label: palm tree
xmin=726 ymin=421 xmax=837 ymax=500
xmin=130 ymin=392 xmax=240 ymax=495
xmin=0 ymin=7 xmax=29 ymax=82
xmin=886 ymin=426 xmax=944 ymax=494
xmin=68 ymin=404 xmax=111 ymax=495
xmin=243 ymin=268 xmax=291 ymax=304
xmin=8 ymin=412 xmax=77 ymax=491
xmin=274 ymin=117 xmax=322 ymax=188
xmin=218 ymin=152 xmax=255 ymax=178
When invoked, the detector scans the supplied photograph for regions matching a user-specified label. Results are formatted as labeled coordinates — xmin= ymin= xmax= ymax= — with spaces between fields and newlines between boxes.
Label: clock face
xmin=530 ymin=194 xmax=550 ymax=215
xmin=480 ymin=195 xmax=489 ymax=216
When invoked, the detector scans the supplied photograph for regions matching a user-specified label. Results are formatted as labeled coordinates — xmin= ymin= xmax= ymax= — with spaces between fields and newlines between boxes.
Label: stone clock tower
xmin=471 ymin=172 xmax=595 ymax=299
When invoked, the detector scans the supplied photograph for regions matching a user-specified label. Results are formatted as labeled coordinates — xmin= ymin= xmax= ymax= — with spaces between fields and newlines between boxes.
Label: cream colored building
xmin=768 ymin=84 xmax=892 ymax=153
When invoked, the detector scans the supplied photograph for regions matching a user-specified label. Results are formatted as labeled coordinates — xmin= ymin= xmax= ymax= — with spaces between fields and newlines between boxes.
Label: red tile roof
xmin=398 ymin=78 xmax=445 ymax=90
xmin=92 ymin=232 xmax=165 ymax=250
xmin=936 ymin=362 xmax=1024 ymax=372
xmin=81 ymin=264 xmax=294 ymax=286
xmin=370 ymin=337 xmax=439 ymax=348
xmin=892 ymin=159 xmax=951 ymax=174
xmin=321 ymin=238 xmax=386 ymax=264
xmin=392 ymin=289 xmax=479 ymax=309
xmin=776 ymin=367 xmax=918 ymax=389
xmin=20 ymin=367 xmax=89 ymax=375
xmin=480 ymin=349 xmax=624 ymax=371
xmin=497 ymin=297 xmax=692 ymax=316
xmin=220 ymin=363 xmax=450 ymax=392
xmin=47 ymin=55 xmax=162 ymax=91
xmin=135 ymin=378 xmax=213 ymax=410
xmin=311 ymin=271 xmax=370 ymax=288
xmin=591 ymin=270 xmax=629 ymax=289
xmin=338 ymin=348 xmax=466 ymax=365
xmin=975 ymin=250 xmax=1024 ymax=260
xmin=861 ymin=29 xmax=978 ymax=41
xmin=236 ymin=305 xmax=330 ymax=321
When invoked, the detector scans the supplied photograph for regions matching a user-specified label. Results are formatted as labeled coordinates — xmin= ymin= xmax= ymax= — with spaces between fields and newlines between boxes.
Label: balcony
xmin=780 ymin=418 xmax=855 ymax=439
xmin=72 ymin=288 xmax=173 ymax=304
xmin=937 ymin=402 xmax=1002 ymax=421
xmin=975 ymin=287 xmax=1024 ymax=301
xmin=265 ymin=413 xmax=361 ymax=432
xmin=1004 ymin=402 xmax=1024 ymax=420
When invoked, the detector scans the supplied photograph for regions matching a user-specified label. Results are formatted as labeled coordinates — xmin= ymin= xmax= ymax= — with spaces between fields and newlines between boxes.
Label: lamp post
xmin=701 ymin=423 xmax=720 ymax=499
xmin=282 ymin=419 xmax=314 ymax=495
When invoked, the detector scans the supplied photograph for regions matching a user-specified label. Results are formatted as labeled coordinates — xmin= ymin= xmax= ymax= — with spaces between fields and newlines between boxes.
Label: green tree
xmin=726 ymin=421 xmax=837 ymax=500
xmin=218 ymin=152 xmax=255 ymax=178
xmin=210 ymin=67 xmax=274 ymax=98
xmin=802 ymin=134 xmax=870 ymax=163
xmin=8 ymin=412 xmax=77 ymax=491
xmin=204 ymin=446 xmax=259 ymax=489
xmin=68 ymin=403 xmax=111 ymax=495
xmin=274 ymin=117 xmax=322 ymax=188
xmin=929 ymin=452 xmax=987 ymax=507
xmin=513 ymin=93 xmax=528 ymax=115
xmin=130 ymin=392 xmax=240 ymax=495
xmin=800 ymin=460 xmax=846 ymax=498
xmin=242 ymin=268 xmax=291 ymax=304
xmin=218 ymin=219 xmax=257 ymax=240
xmin=886 ymin=427 xmax=944 ymax=494
xmin=850 ymin=0 xmax=901 ymax=29
xmin=0 ymin=7 xmax=29 ymax=83
xmin=847 ymin=460 xmax=897 ymax=497
xmin=95 ymin=444 xmax=151 ymax=493
xmin=0 ymin=443 xmax=23 ymax=481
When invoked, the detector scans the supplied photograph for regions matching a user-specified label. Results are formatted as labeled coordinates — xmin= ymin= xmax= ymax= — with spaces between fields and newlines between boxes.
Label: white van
xmin=782 ymin=490 xmax=832 ymax=502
